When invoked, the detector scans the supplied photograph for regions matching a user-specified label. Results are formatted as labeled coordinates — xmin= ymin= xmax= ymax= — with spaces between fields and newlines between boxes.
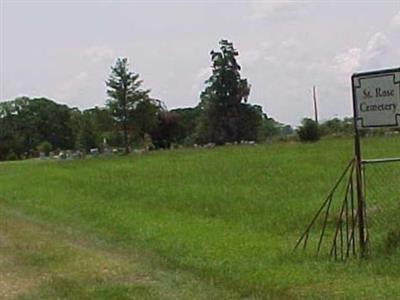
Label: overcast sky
xmin=1 ymin=0 xmax=399 ymax=125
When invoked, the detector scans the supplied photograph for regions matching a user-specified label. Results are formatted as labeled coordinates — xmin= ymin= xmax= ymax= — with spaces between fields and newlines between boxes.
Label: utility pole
xmin=313 ymin=85 xmax=319 ymax=124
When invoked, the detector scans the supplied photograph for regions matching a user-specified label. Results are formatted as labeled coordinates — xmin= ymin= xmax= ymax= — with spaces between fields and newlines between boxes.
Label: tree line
xmin=0 ymin=40 xmax=291 ymax=160
xmin=2 ymin=39 xmax=382 ymax=161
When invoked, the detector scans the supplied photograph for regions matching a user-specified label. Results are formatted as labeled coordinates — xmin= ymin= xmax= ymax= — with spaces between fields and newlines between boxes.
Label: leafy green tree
xmin=0 ymin=97 xmax=75 ymax=160
xmin=199 ymin=39 xmax=251 ymax=144
xmin=75 ymin=118 xmax=97 ymax=153
xmin=319 ymin=117 xmax=354 ymax=136
xmin=26 ymin=98 xmax=75 ymax=150
xmin=258 ymin=115 xmax=283 ymax=141
xmin=320 ymin=118 xmax=342 ymax=136
xmin=170 ymin=107 xmax=202 ymax=144
xmin=0 ymin=97 xmax=37 ymax=158
xmin=237 ymin=103 xmax=263 ymax=142
xmin=83 ymin=107 xmax=114 ymax=134
xmin=0 ymin=103 xmax=18 ymax=160
xmin=131 ymin=98 xmax=163 ymax=140
xmin=78 ymin=107 xmax=114 ymax=148
xmin=102 ymin=131 xmax=123 ymax=148
xmin=106 ymin=58 xmax=150 ymax=153
xmin=150 ymin=111 xmax=180 ymax=149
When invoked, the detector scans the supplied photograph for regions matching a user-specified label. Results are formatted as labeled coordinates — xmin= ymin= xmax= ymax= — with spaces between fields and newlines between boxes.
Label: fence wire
xmin=363 ymin=160 xmax=400 ymax=254
xmin=294 ymin=159 xmax=360 ymax=259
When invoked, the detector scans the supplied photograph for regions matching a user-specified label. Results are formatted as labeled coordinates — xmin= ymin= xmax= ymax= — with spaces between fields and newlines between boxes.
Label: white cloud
xmin=262 ymin=55 xmax=278 ymax=65
xmin=2 ymin=2 xmax=399 ymax=124
xmin=363 ymin=32 xmax=389 ymax=64
xmin=196 ymin=67 xmax=210 ymax=81
xmin=82 ymin=46 xmax=115 ymax=63
xmin=240 ymin=49 xmax=262 ymax=66
xmin=281 ymin=39 xmax=298 ymax=49
xmin=57 ymin=71 xmax=89 ymax=105
xmin=246 ymin=1 xmax=309 ymax=21
xmin=333 ymin=19 xmax=399 ymax=76
xmin=190 ymin=67 xmax=210 ymax=96
xmin=391 ymin=10 xmax=400 ymax=28
xmin=333 ymin=48 xmax=362 ymax=75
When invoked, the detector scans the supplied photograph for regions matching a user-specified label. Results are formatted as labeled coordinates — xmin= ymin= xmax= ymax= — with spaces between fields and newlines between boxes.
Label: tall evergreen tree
xmin=199 ymin=39 xmax=251 ymax=144
xmin=106 ymin=58 xmax=150 ymax=153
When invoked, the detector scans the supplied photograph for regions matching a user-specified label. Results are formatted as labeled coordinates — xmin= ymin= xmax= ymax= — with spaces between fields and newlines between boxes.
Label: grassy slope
xmin=0 ymin=136 xmax=400 ymax=299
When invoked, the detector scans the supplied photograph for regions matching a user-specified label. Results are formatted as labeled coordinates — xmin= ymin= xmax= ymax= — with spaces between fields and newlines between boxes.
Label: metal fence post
xmin=351 ymin=75 xmax=367 ymax=257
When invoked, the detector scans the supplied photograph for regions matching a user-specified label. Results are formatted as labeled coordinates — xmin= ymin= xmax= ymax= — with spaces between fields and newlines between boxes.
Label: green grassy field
xmin=1 ymin=136 xmax=400 ymax=299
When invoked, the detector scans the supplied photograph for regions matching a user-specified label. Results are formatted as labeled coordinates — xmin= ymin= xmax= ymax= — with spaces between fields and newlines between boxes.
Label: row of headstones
xmin=39 ymin=147 xmax=126 ymax=160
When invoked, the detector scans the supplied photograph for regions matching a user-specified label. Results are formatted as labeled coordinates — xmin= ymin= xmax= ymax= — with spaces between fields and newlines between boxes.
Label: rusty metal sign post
xmin=295 ymin=67 xmax=400 ymax=259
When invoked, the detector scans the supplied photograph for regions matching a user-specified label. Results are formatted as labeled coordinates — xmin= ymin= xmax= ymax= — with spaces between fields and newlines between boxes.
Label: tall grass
xmin=1 ymin=136 xmax=400 ymax=298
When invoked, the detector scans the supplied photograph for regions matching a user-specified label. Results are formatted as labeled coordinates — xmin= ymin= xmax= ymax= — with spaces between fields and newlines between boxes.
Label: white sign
xmin=352 ymin=68 xmax=400 ymax=129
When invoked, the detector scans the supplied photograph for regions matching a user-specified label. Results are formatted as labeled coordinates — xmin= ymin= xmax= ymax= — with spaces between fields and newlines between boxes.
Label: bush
xmin=6 ymin=150 xmax=18 ymax=161
xmin=36 ymin=141 xmax=53 ymax=156
xmin=297 ymin=118 xmax=320 ymax=142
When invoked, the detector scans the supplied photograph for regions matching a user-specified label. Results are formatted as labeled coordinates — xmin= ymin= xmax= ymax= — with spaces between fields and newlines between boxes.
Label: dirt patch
xmin=0 ymin=273 xmax=36 ymax=300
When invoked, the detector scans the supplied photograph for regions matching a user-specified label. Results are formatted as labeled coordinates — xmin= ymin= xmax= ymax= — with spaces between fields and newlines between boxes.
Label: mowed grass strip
xmin=0 ymin=205 xmax=240 ymax=299
xmin=0 ymin=136 xmax=400 ymax=298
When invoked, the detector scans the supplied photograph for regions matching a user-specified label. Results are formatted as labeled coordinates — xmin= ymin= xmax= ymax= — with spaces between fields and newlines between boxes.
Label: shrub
xmin=297 ymin=118 xmax=320 ymax=142
xmin=36 ymin=141 xmax=53 ymax=156
xmin=6 ymin=150 xmax=18 ymax=161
